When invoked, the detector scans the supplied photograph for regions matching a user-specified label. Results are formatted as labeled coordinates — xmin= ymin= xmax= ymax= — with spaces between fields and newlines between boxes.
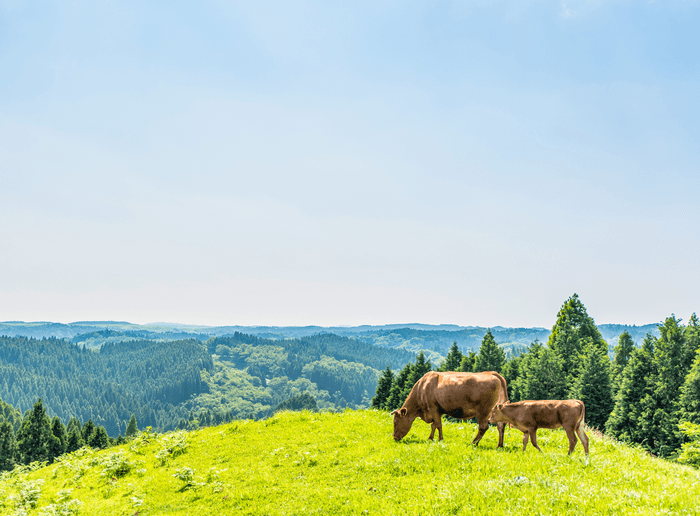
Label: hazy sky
xmin=1 ymin=1 xmax=699 ymax=328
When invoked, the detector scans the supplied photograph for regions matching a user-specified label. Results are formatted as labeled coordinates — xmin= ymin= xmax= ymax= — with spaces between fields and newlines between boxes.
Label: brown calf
xmin=488 ymin=399 xmax=589 ymax=456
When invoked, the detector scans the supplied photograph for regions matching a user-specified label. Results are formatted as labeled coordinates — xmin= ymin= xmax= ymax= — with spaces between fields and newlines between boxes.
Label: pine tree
xmin=16 ymin=399 xmax=59 ymax=465
xmin=82 ymin=419 xmax=96 ymax=444
xmin=386 ymin=363 xmax=412 ymax=411
xmin=66 ymin=417 xmax=82 ymax=437
xmin=606 ymin=335 xmax=655 ymax=444
xmin=474 ymin=330 xmax=505 ymax=373
xmin=89 ymin=426 xmax=110 ymax=449
xmin=459 ymin=352 xmax=477 ymax=373
xmin=66 ymin=427 xmax=84 ymax=453
xmin=548 ymin=294 xmax=607 ymax=383
xmin=680 ymin=349 xmax=700 ymax=424
xmin=502 ymin=355 xmax=521 ymax=402
xmin=571 ymin=344 xmax=614 ymax=429
xmin=371 ymin=367 xmax=394 ymax=409
xmin=48 ymin=416 xmax=67 ymax=462
xmin=683 ymin=313 xmax=700 ymax=375
xmin=611 ymin=331 xmax=635 ymax=395
xmin=125 ymin=414 xmax=138 ymax=437
xmin=400 ymin=352 xmax=433 ymax=403
xmin=0 ymin=419 xmax=17 ymax=471
xmin=639 ymin=316 xmax=686 ymax=456
xmin=521 ymin=346 xmax=566 ymax=401
xmin=439 ymin=342 xmax=463 ymax=372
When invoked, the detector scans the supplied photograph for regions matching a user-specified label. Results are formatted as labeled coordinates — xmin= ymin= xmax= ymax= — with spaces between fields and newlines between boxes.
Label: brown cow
xmin=488 ymin=399 xmax=589 ymax=456
xmin=391 ymin=371 xmax=509 ymax=446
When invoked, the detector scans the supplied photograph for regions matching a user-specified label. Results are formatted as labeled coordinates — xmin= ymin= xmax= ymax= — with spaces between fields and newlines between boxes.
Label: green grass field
xmin=2 ymin=409 xmax=699 ymax=515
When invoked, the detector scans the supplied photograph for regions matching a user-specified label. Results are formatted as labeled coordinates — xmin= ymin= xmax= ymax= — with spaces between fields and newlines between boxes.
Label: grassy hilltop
xmin=1 ymin=410 xmax=698 ymax=516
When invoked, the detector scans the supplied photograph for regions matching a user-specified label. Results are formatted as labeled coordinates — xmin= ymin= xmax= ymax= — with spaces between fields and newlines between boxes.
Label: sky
xmin=1 ymin=1 xmax=699 ymax=328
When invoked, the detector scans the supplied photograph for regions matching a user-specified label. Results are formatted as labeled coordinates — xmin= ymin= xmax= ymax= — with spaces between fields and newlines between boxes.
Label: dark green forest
xmin=372 ymin=294 xmax=700 ymax=460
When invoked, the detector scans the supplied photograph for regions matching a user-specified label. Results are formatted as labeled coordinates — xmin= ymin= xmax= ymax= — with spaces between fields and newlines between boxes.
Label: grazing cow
xmin=488 ymin=399 xmax=589 ymax=456
xmin=391 ymin=371 xmax=509 ymax=446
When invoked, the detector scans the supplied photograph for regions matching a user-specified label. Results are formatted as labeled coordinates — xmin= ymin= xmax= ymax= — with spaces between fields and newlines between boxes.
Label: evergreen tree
xmin=66 ymin=427 xmax=84 ymax=453
xmin=606 ymin=335 xmax=655 ymax=444
xmin=82 ymin=419 xmax=96 ymax=444
xmin=125 ymin=414 xmax=138 ymax=437
xmin=548 ymin=294 xmax=607 ymax=383
xmin=501 ymin=355 xmax=521 ymax=402
xmin=611 ymin=331 xmax=635 ymax=395
xmin=439 ymin=342 xmax=463 ymax=372
xmin=680 ymin=349 xmax=700 ymax=424
xmin=512 ymin=341 xmax=565 ymax=401
xmin=474 ymin=330 xmax=506 ymax=373
xmin=48 ymin=416 xmax=67 ymax=462
xmin=386 ymin=363 xmax=412 ymax=411
xmin=459 ymin=352 xmax=477 ymax=373
xmin=66 ymin=416 xmax=82 ymax=437
xmin=0 ymin=419 xmax=17 ymax=471
xmin=275 ymin=392 xmax=318 ymax=412
xmin=683 ymin=313 xmax=700 ymax=375
xmin=639 ymin=316 xmax=686 ymax=456
xmin=571 ymin=344 xmax=614 ymax=429
xmin=371 ymin=367 xmax=394 ymax=409
xmin=400 ymin=352 xmax=433 ymax=403
xmin=89 ymin=426 xmax=110 ymax=449
xmin=16 ymin=399 xmax=58 ymax=465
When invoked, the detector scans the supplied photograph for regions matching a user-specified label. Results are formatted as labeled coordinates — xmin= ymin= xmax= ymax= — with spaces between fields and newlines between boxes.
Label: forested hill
xmin=0 ymin=336 xmax=211 ymax=436
xmin=0 ymin=332 xmax=415 ymax=437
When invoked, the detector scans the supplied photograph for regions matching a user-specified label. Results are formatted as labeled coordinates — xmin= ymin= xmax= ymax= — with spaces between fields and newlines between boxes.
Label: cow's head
xmin=489 ymin=403 xmax=507 ymax=424
xmin=390 ymin=407 xmax=412 ymax=441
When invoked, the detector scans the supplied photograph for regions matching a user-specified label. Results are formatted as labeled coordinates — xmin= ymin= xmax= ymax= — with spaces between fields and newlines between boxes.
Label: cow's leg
xmin=576 ymin=424 xmax=590 ymax=456
xmin=521 ymin=431 xmax=529 ymax=452
xmin=471 ymin=418 xmax=490 ymax=445
xmin=564 ymin=426 xmax=578 ymax=455
xmin=496 ymin=422 xmax=506 ymax=448
xmin=529 ymin=429 xmax=543 ymax=453
xmin=429 ymin=420 xmax=443 ymax=441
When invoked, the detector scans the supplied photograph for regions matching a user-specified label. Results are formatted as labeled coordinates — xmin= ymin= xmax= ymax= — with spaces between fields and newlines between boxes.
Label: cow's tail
xmin=493 ymin=371 xmax=510 ymax=404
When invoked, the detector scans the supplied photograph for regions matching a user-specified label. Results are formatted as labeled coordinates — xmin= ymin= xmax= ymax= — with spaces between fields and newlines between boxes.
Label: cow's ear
xmin=400 ymin=408 xmax=407 ymax=416
xmin=390 ymin=409 xmax=398 ymax=416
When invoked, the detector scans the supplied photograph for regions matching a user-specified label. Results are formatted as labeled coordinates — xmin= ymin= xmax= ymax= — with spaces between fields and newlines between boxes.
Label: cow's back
xmin=410 ymin=371 xmax=503 ymax=418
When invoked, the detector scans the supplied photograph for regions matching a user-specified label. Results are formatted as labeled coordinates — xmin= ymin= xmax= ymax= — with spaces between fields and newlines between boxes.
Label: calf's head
xmin=489 ymin=403 xmax=507 ymax=424
xmin=391 ymin=407 xmax=412 ymax=440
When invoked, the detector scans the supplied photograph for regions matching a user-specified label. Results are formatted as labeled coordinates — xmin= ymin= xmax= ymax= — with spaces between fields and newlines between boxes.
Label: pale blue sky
xmin=1 ymin=1 xmax=699 ymax=328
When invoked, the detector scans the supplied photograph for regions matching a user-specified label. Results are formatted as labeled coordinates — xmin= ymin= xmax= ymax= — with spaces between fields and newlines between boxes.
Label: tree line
xmin=0 ymin=397 xmax=142 ymax=471
xmin=373 ymin=294 xmax=700 ymax=459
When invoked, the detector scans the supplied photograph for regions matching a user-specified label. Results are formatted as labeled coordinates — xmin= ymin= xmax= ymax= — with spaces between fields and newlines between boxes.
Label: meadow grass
xmin=1 ymin=409 xmax=699 ymax=515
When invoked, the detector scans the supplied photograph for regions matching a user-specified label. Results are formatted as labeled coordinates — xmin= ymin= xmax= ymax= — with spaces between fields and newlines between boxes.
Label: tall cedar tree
xmin=606 ymin=335 xmax=655 ymax=444
xmin=386 ymin=363 xmax=412 ymax=411
xmin=459 ymin=352 xmax=477 ymax=373
xmin=571 ymin=345 xmax=614 ymax=429
xmin=66 ymin=427 xmax=84 ymax=453
xmin=547 ymin=294 xmax=607 ymax=385
xmin=0 ymin=419 xmax=17 ymax=471
xmin=82 ymin=419 xmax=96 ymax=444
xmin=639 ymin=316 xmax=686 ymax=457
xmin=16 ymin=399 xmax=59 ymax=464
xmin=501 ymin=355 xmax=522 ymax=402
xmin=125 ymin=414 xmax=138 ymax=437
xmin=371 ymin=367 xmax=394 ymax=409
xmin=49 ymin=416 xmax=68 ymax=461
xmin=66 ymin=416 xmax=82 ymax=437
xmin=611 ymin=331 xmax=635 ymax=395
xmin=513 ymin=341 xmax=566 ymax=401
xmin=680 ymin=347 xmax=700 ymax=424
xmin=683 ymin=313 xmax=700 ymax=375
xmin=401 ymin=352 xmax=432 ymax=402
xmin=474 ymin=330 xmax=505 ymax=373
xmin=439 ymin=343 xmax=463 ymax=372
xmin=89 ymin=426 xmax=110 ymax=449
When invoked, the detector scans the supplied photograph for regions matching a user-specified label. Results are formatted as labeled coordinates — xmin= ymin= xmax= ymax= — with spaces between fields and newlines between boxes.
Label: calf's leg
xmin=576 ymin=424 xmax=589 ymax=456
xmin=521 ymin=431 xmax=529 ymax=452
xmin=528 ymin=429 xmax=543 ymax=453
xmin=496 ymin=422 xmax=506 ymax=448
xmin=564 ymin=426 xmax=578 ymax=455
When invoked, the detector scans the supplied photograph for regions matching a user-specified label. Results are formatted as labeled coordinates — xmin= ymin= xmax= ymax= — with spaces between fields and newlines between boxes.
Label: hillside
xmin=2 ymin=410 xmax=697 ymax=515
